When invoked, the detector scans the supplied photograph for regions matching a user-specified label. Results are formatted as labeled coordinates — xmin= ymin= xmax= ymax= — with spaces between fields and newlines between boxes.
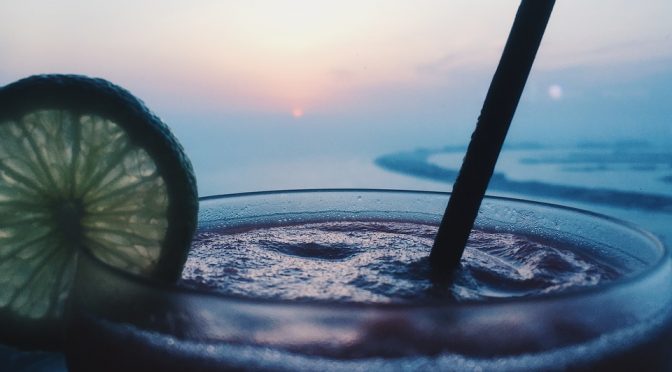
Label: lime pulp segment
xmin=0 ymin=109 xmax=169 ymax=319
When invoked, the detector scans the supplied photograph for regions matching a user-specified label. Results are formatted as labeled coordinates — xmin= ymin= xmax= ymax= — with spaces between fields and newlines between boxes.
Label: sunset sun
xmin=292 ymin=108 xmax=304 ymax=118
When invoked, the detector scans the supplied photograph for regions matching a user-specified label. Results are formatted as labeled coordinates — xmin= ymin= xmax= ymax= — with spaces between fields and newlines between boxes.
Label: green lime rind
xmin=0 ymin=75 xmax=198 ymax=349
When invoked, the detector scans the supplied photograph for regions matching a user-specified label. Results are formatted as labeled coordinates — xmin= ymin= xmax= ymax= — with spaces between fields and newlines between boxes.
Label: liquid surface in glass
xmin=180 ymin=221 xmax=622 ymax=303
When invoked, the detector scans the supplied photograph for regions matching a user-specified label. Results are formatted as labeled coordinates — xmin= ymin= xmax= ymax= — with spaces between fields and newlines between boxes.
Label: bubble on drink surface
xmin=180 ymin=221 xmax=621 ymax=303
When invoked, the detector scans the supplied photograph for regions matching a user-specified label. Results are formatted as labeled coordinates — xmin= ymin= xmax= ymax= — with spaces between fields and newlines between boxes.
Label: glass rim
xmin=79 ymin=188 xmax=670 ymax=310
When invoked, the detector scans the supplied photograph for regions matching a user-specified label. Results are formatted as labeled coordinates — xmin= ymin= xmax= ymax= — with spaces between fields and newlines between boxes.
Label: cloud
xmin=415 ymin=48 xmax=500 ymax=76
xmin=415 ymin=53 xmax=462 ymax=75
xmin=328 ymin=68 xmax=356 ymax=81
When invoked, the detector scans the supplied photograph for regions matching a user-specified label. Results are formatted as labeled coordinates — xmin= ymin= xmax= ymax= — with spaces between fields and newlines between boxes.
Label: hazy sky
xmin=2 ymin=1 xmax=670 ymax=125
xmin=1 ymin=1 xmax=671 ymax=193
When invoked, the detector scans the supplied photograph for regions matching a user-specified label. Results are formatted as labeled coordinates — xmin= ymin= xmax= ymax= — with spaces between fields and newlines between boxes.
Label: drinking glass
xmin=65 ymin=189 xmax=672 ymax=371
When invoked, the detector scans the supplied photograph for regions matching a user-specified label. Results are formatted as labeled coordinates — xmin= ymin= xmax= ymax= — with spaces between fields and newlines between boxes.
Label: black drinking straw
xmin=430 ymin=0 xmax=556 ymax=273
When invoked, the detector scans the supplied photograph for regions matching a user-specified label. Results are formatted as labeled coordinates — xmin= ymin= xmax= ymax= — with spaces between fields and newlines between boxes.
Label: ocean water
xmin=191 ymin=140 xmax=671 ymax=247
xmin=373 ymin=142 xmax=672 ymax=247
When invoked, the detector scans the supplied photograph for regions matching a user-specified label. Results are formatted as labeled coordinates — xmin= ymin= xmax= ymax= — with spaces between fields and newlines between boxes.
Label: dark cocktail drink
xmin=65 ymin=190 xmax=672 ymax=371
xmin=181 ymin=221 xmax=620 ymax=304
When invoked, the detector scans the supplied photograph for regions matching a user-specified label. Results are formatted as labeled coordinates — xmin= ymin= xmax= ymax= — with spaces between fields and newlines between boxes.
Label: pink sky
xmin=1 ymin=0 xmax=670 ymax=119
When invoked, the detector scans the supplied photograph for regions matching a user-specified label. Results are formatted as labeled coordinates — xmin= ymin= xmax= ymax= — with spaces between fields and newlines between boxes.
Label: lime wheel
xmin=0 ymin=75 xmax=198 ymax=348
